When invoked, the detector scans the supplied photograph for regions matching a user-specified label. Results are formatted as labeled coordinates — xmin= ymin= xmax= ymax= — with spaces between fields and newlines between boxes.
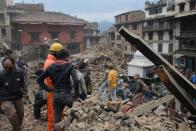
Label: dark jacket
xmin=37 ymin=61 xmax=79 ymax=97
xmin=0 ymin=69 xmax=26 ymax=101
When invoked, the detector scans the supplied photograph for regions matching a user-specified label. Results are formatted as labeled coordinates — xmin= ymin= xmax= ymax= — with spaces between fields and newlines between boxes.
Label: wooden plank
xmin=119 ymin=27 xmax=196 ymax=115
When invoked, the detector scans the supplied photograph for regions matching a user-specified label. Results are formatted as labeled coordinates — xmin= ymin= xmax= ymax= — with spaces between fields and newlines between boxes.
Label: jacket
xmin=37 ymin=60 xmax=79 ymax=97
xmin=76 ymin=70 xmax=87 ymax=95
xmin=0 ymin=69 xmax=26 ymax=101
xmin=44 ymin=54 xmax=56 ymax=87
xmin=108 ymin=69 xmax=118 ymax=88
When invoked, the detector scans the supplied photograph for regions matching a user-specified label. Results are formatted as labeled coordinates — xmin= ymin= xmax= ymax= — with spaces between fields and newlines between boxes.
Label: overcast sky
xmin=14 ymin=0 xmax=150 ymax=22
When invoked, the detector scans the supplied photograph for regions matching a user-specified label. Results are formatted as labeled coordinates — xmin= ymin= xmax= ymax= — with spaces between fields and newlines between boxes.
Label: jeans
xmin=33 ymin=90 xmax=47 ymax=119
xmin=1 ymin=98 xmax=24 ymax=131
xmin=116 ymin=88 xmax=126 ymax=100
xmin=53 ymin=91 xmax=74 ymax=124
xmin=108 ymin=88 xmax=117 ymax=101
xmin=98 ymin=80 xmax=108 ymax=98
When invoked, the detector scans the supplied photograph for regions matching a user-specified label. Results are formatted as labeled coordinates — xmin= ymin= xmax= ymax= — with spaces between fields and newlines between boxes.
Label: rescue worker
xmin=0 ymin=57 xmax=27 ymax=131
xmin=107 ymin=64 xmax=118 ymax=101
xmin=37 ymin=49 xmax=79 ymax=124
xmin=44 ymin=42 xmax=64 ymax=131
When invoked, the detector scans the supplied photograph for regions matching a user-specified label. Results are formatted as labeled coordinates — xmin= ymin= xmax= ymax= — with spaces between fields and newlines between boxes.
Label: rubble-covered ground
xmin=0 ymin=44 xmax=195 ymax=131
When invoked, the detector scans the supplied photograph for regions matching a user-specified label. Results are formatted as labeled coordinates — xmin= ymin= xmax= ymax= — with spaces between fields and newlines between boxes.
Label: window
xmin=147 ymin=21 xmax=153 ymax=26
xmin=169 ymin=44 xmax=173 ymax=52
xmin=169 ymin=31 xmax=173 ymax=40
xmin=158 ymin=44 xmax=163 ymax=52
xmin=110 ymin=33 xmax=115 ymax=41
xmin=29 ymin=32 xmax=40 ymax=43
xmin=117 ymin=35 xmax=121 ymax=40
xmin=149 ymin=32 xmax=153 ymax=40
xmin=132 ymin=23 xmax=137 ymax=30
xmin=70 ymin=32 xmax=76 ymax=40
xmin=125 ymin=15 xmax=128 ymax=21
xmin=179 ymin=3 xmax=185 ymax=12
xmin=149 ymin=8 xmax=162 ymax=15
xmin=158 ymin=32 xmax=163 ymax=40
xmin=50 ymin=32 xmax=59 ymax=40
xmin=190 ymin=1 xmax=196 ymax=10
xmin=125 ymin=46 xmax=128 ymax=51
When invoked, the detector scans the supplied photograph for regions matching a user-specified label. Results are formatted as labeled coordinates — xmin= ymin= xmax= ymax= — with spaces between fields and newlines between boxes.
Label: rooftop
xmin=13 ymin=11 xmax=85 ymax=25
xmin=115 ymin=10 xmax=144 ymax=17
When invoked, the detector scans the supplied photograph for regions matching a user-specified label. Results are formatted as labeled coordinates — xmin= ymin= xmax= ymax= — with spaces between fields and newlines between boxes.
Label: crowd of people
xmin=0 ymin=42 xmax=195 ymax=131
xmin=98 ymin=64 xmax=151 ymax=106
xmin=0 ymin=42 xmax=90 ymax=131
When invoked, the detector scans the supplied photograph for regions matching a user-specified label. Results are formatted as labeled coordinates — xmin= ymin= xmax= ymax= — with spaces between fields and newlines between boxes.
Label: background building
xmin=0 ymin=0 xmax=85 ymax=64
xmin=113 ymin=10 xmax=145 ymax=61
xmin=83 ymin=22 xmax=101 ymax=49
xmin=173 ymin=0 xmax=196 ymax=71
xmin=143 ymin=0 xmax=176 ymax=64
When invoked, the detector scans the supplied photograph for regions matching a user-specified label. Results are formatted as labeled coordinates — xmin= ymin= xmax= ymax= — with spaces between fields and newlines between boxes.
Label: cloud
xmin=72 ymin=10 xmax=131 ymax=22
xmin=14 ymin=0 xmax=146 ymax=22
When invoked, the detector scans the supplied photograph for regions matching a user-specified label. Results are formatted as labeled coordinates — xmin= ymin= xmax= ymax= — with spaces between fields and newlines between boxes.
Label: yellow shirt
xmin=108 ymin=69 xmax=118 ymax=88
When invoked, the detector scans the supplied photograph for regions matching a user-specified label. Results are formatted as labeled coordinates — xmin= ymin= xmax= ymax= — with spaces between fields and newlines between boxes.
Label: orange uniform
xmin=44 ymin=54 xmax=56 ymax=131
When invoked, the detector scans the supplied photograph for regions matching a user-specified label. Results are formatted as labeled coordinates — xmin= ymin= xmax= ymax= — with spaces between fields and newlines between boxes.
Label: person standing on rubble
xmin=79 ymin=58 xmax=92 ymax=95
xmin=43 ymin=42 xmax=64 ymax=131
xmin=33 ymin=62 xmax=47 ymax=120
xmin=74 ymin=63 xmax=87 ymax=100
xmin=98 ymin=64 xmax=109 ymax=99
xmin=0 ymin=57 xmax=27 ymax=131
xmin=37 ymin=49 xmax=79 ymax=124
xmin=116 ymin=74 xmax=127 ymax=100
xmin=132 ymin=74 xmax=148 ymax=106
xmin=107 ymin=64 xmax=118 ymax=101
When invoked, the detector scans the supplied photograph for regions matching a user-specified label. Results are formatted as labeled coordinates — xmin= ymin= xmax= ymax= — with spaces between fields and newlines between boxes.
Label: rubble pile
xmin=55 ymin=96 xmax=136 ymax=131
xmin=55 ymin=96 xmax=192 ymax=131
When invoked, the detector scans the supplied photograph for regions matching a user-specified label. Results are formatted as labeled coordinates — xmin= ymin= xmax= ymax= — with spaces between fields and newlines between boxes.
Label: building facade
xmin=143 ymin=0 xmax=176 ymax=64
xmin=114 ymin=10 xmax=145 ymax=61
xmin=173 ymin=0 xmax=196 ymax=71
xmin=83 ymin=22 xmax=101 ymax=49
xmin=0 ymin=1 xmax=85 ymax=63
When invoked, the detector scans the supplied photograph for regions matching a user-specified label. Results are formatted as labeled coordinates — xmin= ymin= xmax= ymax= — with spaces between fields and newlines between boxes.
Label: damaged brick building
xmin=0 ymin=0 xmax=85 ymax=65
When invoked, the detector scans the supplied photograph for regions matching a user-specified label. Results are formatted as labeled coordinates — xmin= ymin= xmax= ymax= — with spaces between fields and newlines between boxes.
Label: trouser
xmin=132 ymin=92 xmax=144 ymax=106
xmin=98 ymin=81 xmax=108 ymax=98
xmin=34 ymin=90 xmax=47 ymax=119
xmin=1 ymin=98 xmax=24 ymax=131
xmin=108 ymin=88 xmax=117 ymax=101
xmin=47 ymin=92 xmax=54 ymax=131
xmin=53 ymin=91 xmax=74 ymax=124
xmin=116 ymin=88 xmax=126 ymax=100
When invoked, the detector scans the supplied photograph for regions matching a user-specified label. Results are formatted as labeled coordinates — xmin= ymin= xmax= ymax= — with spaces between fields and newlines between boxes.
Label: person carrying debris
xmin=37 ymin=49 xmax=79 ymax=124
xmin=116 ymin=74 xmax=127 ymax=100
xmin=43 ymin=42 xmax=64 ymax=131
xmin=107 ymin=64 xmax=118 ymax=101
xmin=98 ymin=64 xmax=109 ymax=99
xmin=132 ymin=74 xmax=148 ymax=106
xmin=0 ymin=57 xmax=27 ymax=131
xmin=79 ymin=58 xmax=92 ymax=95
xmin=74 ymin=62 xmax=87 ymax=100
